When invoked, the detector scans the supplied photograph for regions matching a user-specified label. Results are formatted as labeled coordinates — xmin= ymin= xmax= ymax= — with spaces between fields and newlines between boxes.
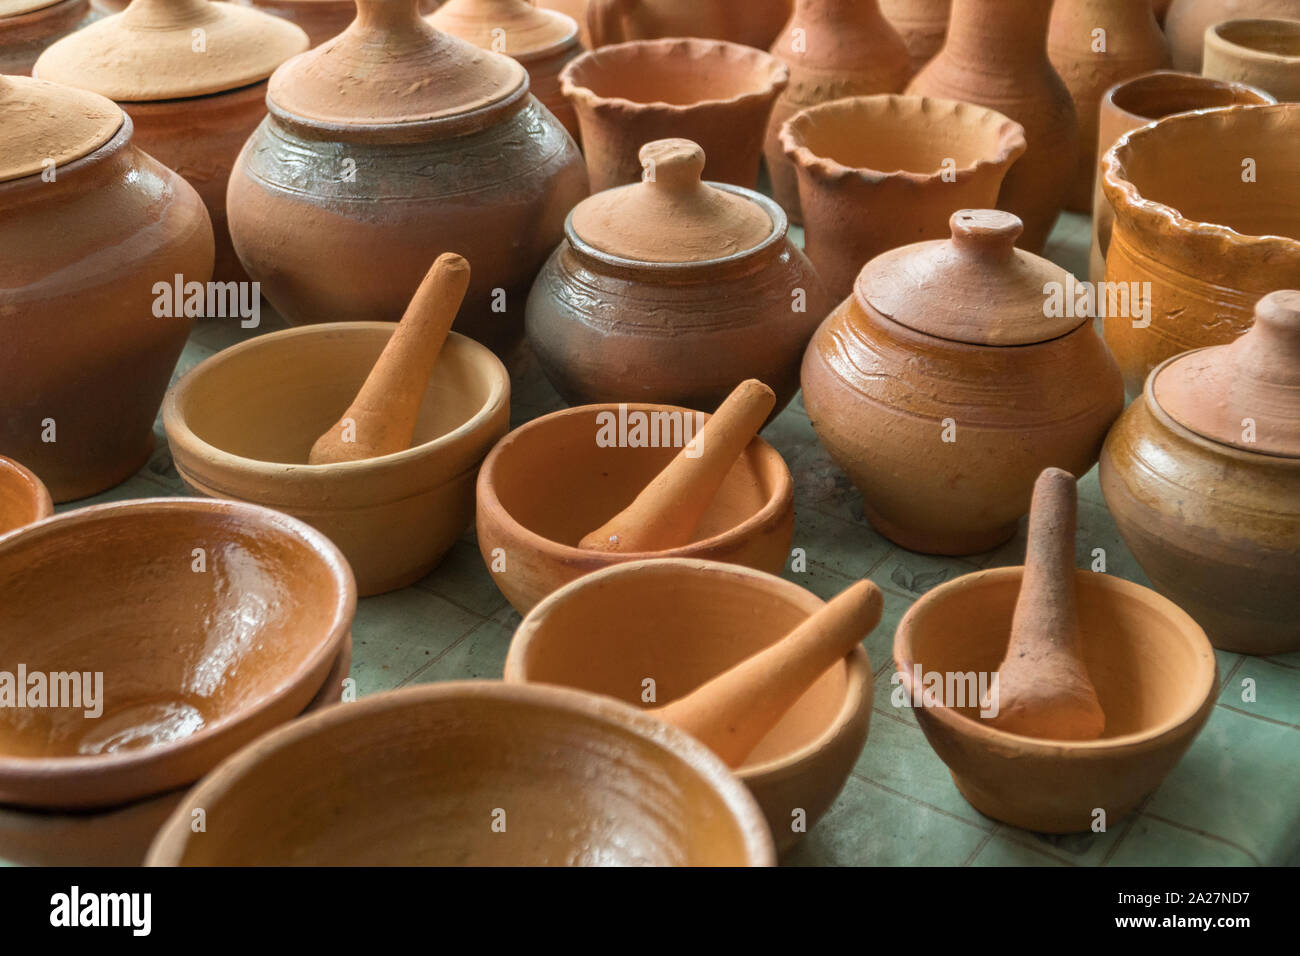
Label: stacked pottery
xmin=1165 ymin=0 xmax=1300 ymax=71
xmin=0 ymin=0 xmax=89 ymax=74
xmin=585 ymin=0 xmax=792 ymax=51
xmin=235 ymin=0 xmax=439 ymax=46
xmin=1204 ymin=18 xmax=1300 ymax=100
xmin=0 ymin=455 xmax=52 ymax=536
xmin=879 ymin=0 xmax=951 ymax=75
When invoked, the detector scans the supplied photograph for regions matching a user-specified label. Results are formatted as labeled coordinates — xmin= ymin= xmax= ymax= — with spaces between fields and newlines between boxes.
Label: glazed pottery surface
xmin=879 ymin=0 xmax=951 ymax=74
xmin=0 ymin=0 xmax=89 ymax=74
xmin=1204 ymin=17 xmax=1300 ymax=101
xmin=145 ymin=681 xmax=776 ymax=865
xmin=0 ymin=455 xmax=52 ymax=537
xmin=586 ymin=0 xmax=791 ymax=50
xmin=1165 ymin=0 xmax=1300 ymax=71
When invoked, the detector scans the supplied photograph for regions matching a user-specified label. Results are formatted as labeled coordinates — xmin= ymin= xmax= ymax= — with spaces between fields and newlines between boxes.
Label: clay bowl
xmin=0 ymin=0 xmax=89 ymax=75
xmin=145 ymin=681 xmax=776 ymax=865
xmin=0 ymin=498 xmax=355 ymax=811
xmin=895 ymin=568 xmax=1217 ymax=833
xmin=164 ymin=322 xmax=509 ymax=597
xmin=504 ymin=559 xmax=871 ymax=855
xmin=0 ymin=455 xmax=53 ymax=537
xmin=476 ymin=403 xmax=794 ymax=614
xmin=1165 ymin=0 xmax=1300 ymax=72
xmin=1204 ymin=18 xmax=1300 ymax=101
xmin=560 ymin=37 xmax=789 ymax=192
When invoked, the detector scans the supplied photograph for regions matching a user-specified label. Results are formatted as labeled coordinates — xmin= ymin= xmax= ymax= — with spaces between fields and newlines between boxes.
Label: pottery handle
xmin=639 ymin=139 xmax=706 ymax=191
xmin=587 ymin=0 xmax=632 ymax=47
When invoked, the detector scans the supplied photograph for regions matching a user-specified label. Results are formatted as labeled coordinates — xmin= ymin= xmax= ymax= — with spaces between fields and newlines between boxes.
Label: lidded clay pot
xmin=0 ymin=455 xmax=52 ymax=537
xmin=1204 ymin=18 xmax=1300 ymax=102
xmin=235 ymin=0 xmax=438 ymax=47
xmin=1100 ymin=290 xmax=1300 ymax=656
xmin=1165 ymin=0 xmax=1300 ymax=71
xmin=801 ymin=209 xmax=1124 ymax=555
xmin=0 ymin=0 xmax=90 ymax=74
xmin=1101 ymin=102 xmax=1300 ymax=397
xmin=34 ymin=0 xmax=310 ymax=283
xmin=879 ymin=0 xmax=951 ymax=75
xmin=0 ymin=75 xmax=213 ymax=503
xmin=226 ymin=0 xmax=588 ymax=355
xmin=586 ymin=0 xmax=791 ymax=51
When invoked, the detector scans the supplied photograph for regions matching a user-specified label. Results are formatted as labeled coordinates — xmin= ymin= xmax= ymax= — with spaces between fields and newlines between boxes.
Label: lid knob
xmin=950 ymin=209 xmax=1022 ymax=261
xmin=354 ymin=0 xmax=423 ymax=31
xmin=639 ymin=138 xmax=707 ymax=193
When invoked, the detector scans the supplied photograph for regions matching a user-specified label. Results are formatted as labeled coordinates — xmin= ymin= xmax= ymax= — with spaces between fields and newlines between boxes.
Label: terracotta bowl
xmin=1165 ymin=0 xmax=1300 ymax=72
xmin=1204 ymin=18 xmax=1300 ymax=102
xmin=163 ymin=323 xmax=510 ymax=597
xmin=475 ymin=403 xmax=794 ymax=613
xmin=145 ymin=681 xmax=776 ymax=865
xmin=0 ymin=0 xmax=89 ymax=75
xmin=0 ymin=498 xmax=355 ymax=811
xmin=0 ymin=455 xmax=53 ymax=537
xmin=895 ymin=568 xmax=1217 ymax=833
xmin=504 ymin=559 xmax=872 ymax=855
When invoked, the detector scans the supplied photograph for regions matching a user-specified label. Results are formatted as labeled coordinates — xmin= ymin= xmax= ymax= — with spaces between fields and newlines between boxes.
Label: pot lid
xmin=268 ymin=0 xmax=526 ymax=126
xmin=428 ymin=0 xmax=577 ymax=56
xmin=570 ymin=139 xmax=773 ymax=263
xmin=856 ymin=210 xmax=1082 ymax=346
xmin=0 ymin=75 xmax=123 ymax=184
xmin=1154 ymin=290 xmax=1300 ymax=458
xmin=33 ymin=0 xmax=309 ymax=102
xmin=1 ymin=0 xmax=63 ymax=17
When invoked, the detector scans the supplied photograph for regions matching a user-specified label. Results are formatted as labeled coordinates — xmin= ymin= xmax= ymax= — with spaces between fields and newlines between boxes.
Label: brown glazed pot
xmin=145 ymin=681 xmax=776 ymax=865
xmin=1165 ymin=0 xmax=1300 ymax=71
xmin=880 ymin=0 xmax=951 ymax=75
xmin=906 ymin=0 xmax=1078 ymax=253
xmin=1204 ymin=17 xmax=1300 ymax=101
xmin=586 ymin=0 xmax=791 ymax=50
xmin=1101 ymin=102 xmax=1300 ymax=397
xmin=895 ymin=568 xmax=1217 ymax=832
xmin=802 ymin=210 xmax=1124 ymax=555
xmin=0 ymin=455 xmax=52 ymax=537
xmin=0 ymin=0 xmax=89 ymax=74
xmin=781 ymin=94 xmax=1026 ymax=301
xmin=0 ymin=76 xmax=213 ymax=503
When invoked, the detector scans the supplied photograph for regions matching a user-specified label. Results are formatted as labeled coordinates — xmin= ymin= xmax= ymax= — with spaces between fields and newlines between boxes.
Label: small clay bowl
xmin=0 ymin=498 xmax=355 ymax=811
xmin=560 ymin=37 xmax=789 ymax=191
xmin=894 ymin=568 xmax=1217 ymax=833
xmin=0 ymin=454 xmax=53 ymax=537
xmin=475 ymin=402 xmax=794 ymax=613
xmin=145 ymin=681 xmax=776 ymax=865
xmin=164 ymin=322 xmax=510 ymax=597
xmin=0 ymin=0 xmax=89 ymax=75
xmin=504 ymin=559 xmax=872 ymax=855
xmin=1204 ymin=18 xmax=1300 ymax=102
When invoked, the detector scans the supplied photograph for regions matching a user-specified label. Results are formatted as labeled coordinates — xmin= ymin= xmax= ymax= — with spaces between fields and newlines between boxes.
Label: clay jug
xmin=1165 ymin=0 xmax=1300 ymax=71
xmin=587 ymin=0 xmax=792 ymax=50
xmin=879 ymin=0 xmax=951 ymax=74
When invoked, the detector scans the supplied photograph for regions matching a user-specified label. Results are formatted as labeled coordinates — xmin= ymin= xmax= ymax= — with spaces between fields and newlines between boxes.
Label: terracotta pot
xmin=1204 ymin=17 xmax=1300 ymax=100
xmin=895 ymin=568 xmax=1217 ymax=832
xmin=879 ymin=0 xmax=951 ymax=74
xmin=1048 ymin=0 xmax=1170 ymax=213
xmin=1101 ymin=102 xmax=1300 ymax=396
xmin=234 ymin=0 xmax=438 ymax=46
xmin=539 ymin=0 xmax=589 ymax=47
xmin=780 ymin=95 xmax=1026 ymax=301
xmin=227 ymin=0 xmax=588 ymax=356
xmin=145 ymin=681 xmax=776 ymax=865
xmin=906 ymin=0 xmax=1078 ymax=253
xmin=0 ymin=455 xmax=52 ymax=537
xmin=801 ymin=210 xmax=1124 ymax=555
xmin=560 ymin=38 xmax=789 ymax=191
xmin=0 ymin=77 xmax=213 ymax=503
xmin=0 ymin=0 xmax=89 ymax=74
xmin=1165 ymin=0 xmax=1300 ymax=71
xmin=586 ymin=0 xmax=792 ymax=50
xmin=1088 ymin=70 xmax=1274 ymax=283
xmin=163 ymin=323 xmax=509 ymax=597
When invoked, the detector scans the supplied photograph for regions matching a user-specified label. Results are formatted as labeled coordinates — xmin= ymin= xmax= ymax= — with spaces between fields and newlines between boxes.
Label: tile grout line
xmin=849 ymin=771 xmax=996 ymax=836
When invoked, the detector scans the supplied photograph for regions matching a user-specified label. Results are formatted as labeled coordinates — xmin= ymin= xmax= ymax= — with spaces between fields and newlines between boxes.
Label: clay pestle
xmin=308 ymin=253 xmax=472 ymax=465
xmin=651 ymin=579 xmax=884 ymax=767
xmin=982 ymin=467 xmax=1106 ymax=740
xmin=578 ymin=378 xmax=776 ymax=552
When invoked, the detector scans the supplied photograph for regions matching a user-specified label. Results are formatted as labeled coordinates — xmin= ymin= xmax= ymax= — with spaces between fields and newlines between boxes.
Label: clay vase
xmin=1088 ymin=70 xmax=1274 ymax=283
xmin=0 ymin=0 xmax=89 ymax=74
xmin=429 ymin=0 xmax=583 ymax=140
xmin=560 ymin=38 xmax=789 ymax=191
xmin=0 ymin=455 xmax=53 ymax=537
xmin=1165 ymin=0 xmax=1300 ymax=71
xmin=1100 ymin=290 xmax=1300 ymax=656
xmin=1047 ymin=0 xmax=1170 ymax=213
xmin=762 ymin=0 xmax=912 ymax=223
xmin=226 ymin=0 xmax=589 ymax=356
xmin=906 ymin=0 xmax=1078 ymax=253
xmin=0 ymin=76 xmax=213 ymax=503
xmin=801 ymin=210 xmax=1124 ymax=555
xmin=526 ymin=139 xmax=829 ymax=415
xmin=1204 ymin=18 xmax=1300 ymax=101
xmin=1101 ymin=102 xmax=1300 ymax=396
xmin=879 ymin=0 xmax=951 ymax=74
xmin=781 ymin=95 xmax=1026 ymax=301
xmin=539 ymin=0 xmax=589 ymax=47
xmin=586 ymin=0 xmax=792 ymax=50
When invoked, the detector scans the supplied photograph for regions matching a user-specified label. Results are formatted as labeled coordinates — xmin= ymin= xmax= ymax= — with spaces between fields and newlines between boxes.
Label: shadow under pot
xmin=0 ymin=0 xmax=90 ymax=75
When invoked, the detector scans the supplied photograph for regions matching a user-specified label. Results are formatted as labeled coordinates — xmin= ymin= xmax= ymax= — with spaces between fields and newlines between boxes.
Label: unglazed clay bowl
xmin=145 ymin=681 xmax=776 ymax=865
xmin=1204 ymin=18 xmax=1300 ymax=101
xmin=164 ymin=323 xmax=510 ymax=597
xmin=0 ymin=498 xmax=355 ymax=811
xmin=895 ymin=568 xmax=1217 ymax=833
xmin=560 ymin=37 xmax=789 ymax=191
xmin=0 ymin=0 xmax=89 ymax=74
xmin=476 ymin=403 xmax=794 ymax=614
xmin=1165 ymin=0 xmax=1300 ymax=71
xmin=0 ymin=455 xmax=53 ymax=537
xmin=504 ymin=559 xmax=872 ymax=855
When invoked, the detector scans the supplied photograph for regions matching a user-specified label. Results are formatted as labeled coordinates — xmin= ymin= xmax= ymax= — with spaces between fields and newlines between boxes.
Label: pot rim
xmin=1206 ymin=17 xmax=1300 ymax=63
xmin=0 ymin=98 xmax=128 ymax=190
xmin=0 ymin=0 xmax=84 ymax=23
xmin=1100 ymin=69 xmax=1276 ymax=128
xmin=0 ymin=455 xmax=53 ymax=533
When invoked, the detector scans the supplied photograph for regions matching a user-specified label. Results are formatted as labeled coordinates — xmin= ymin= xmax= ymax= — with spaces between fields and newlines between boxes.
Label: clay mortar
xmin=0 ymin=455 xmax=53 ymax=537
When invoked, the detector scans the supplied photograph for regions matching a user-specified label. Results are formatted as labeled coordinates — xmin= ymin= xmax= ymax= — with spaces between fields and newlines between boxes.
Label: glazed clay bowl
xmin=0 ymin=498 xmax=355 ymax=811
xmin=560 ymin=37 xmax=789 ymax=191
xmin=0 ymin=0 xmax=89 ymax=74
xmin=1204 ymin=18 xmax=1300 ymax=101
xmin=504 ymin=559 xmax=872 ymax=855
xmin=476 ymin=403 xmax=794 ymax=614
xmin=895 ymin=568 xmax=1217 ymax=833
xmin=145 ymin=681 xmax=776 ymax=865
xmin=0 ymin=455 xmax=53 ymax=537
xmin=164 ymin=322 xmax=510 ymax=597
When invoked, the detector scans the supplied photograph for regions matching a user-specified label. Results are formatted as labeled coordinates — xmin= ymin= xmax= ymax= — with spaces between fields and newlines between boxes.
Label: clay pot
xmin=226 ymin=0 xmax=588 ymax=356
xmin=145 ymin=681 xmax=776 ymax=865
xmin=1204 ymin=18 xmax=1300 ymax=100
xmin=560 ymin=38 xmax=789 ymax=191
xmin=879 ymin=0 xmax=951 ymax=74
xmin=1088 ymin=70 xmax=1274 ymax=283
xmin=163 ymin=323 xmax=509 ymax=597
xmin=0 ymin=76 xmax=213 ymax=503
xmin=1100 ymin=290 xmax=1300 ymax=656
xmin=1101 ymin=102 xmax=1300 ymax=397
xmin=1047 ymin=0 xmax=1170 ymax=213
xmin=780 ymin=95 xmax=1026 ymax=301
xmin=0 ymin=455 xmax=52 ymax=538
xmin=801 ymin=210 xmax=1124 ymax=555
xmin=895 ymin=567 xmax=1217 ymax=832
xmin=0 ymin=0 xmax=89 ymax=74
xmin=906 ymin=0 xmax=1078 ymax=253
xmin=586 ymin=0 xmax=792 ymax=50
xmin=1165 ymin=0 xmax=1300 ymax=71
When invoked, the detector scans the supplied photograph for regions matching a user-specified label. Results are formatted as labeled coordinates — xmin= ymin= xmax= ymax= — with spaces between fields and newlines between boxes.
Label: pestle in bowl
xmin=308 ymin=253 xmax=471 ymax=465
xmin=982 ymin=467 xmax=1106 ymax=740
xmin=578 ymin=378 xmax=776 ymax=552
xmin=651 ymin=579 xmax=883 ymax=767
